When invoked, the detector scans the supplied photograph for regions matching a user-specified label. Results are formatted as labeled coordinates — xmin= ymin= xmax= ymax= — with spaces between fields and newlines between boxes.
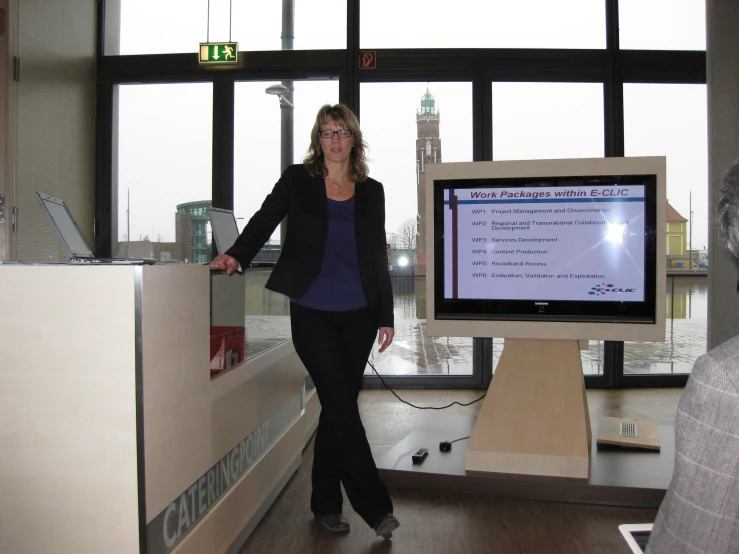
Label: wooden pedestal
xmin=465 ymin=338 xmax=591 ymax=479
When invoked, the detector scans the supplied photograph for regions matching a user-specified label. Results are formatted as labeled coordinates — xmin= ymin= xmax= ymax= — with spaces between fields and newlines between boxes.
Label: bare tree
xmin=395 ymin=218 xmax=417 ymax=251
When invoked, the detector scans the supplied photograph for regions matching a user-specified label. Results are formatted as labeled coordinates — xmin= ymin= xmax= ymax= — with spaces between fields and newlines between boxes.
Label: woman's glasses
xmin=319 ymin=129 xmax=353 ymax=139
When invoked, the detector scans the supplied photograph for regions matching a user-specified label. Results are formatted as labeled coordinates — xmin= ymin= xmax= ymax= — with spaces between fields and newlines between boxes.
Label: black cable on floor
xmin=367 ymin=360 xmax=486 ymax=410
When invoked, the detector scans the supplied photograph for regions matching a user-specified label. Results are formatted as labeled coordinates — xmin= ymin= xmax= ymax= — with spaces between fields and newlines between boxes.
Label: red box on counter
xmin=210 ymin=326 xmax=246 ymax=377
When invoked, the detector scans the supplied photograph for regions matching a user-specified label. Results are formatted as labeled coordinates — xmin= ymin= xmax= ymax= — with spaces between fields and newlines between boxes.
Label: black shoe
xmin=373 ymin=513 xmax=400 ymax=540
xmin=314 ymin=513 xmax=351 ymax=533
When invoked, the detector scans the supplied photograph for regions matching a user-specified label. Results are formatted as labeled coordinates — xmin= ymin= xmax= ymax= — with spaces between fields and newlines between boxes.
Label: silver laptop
xmin=37 ymin=192 xmax=155 ymax=265
xmin=208 ymin=207 xmax=240 ymax=254
xmin=619 ymin=523 xmax=652 ymax=553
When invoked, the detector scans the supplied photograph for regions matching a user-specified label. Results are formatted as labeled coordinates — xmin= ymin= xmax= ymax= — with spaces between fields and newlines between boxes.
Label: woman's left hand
xmin=377 ymin=327 xmax=395 ymax=353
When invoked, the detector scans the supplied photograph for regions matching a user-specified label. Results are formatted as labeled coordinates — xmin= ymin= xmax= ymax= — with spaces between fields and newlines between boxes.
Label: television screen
xmin=426 ymin=157 xmax=666 ymax=341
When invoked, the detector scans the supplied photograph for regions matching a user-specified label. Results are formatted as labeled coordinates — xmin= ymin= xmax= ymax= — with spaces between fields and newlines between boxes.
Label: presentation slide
xmin=443 ymin=184 xmax=646 ymax=302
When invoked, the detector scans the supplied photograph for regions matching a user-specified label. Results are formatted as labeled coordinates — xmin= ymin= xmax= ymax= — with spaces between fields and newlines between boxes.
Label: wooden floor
xmin=239 ymin=388 xmax=682 ymax=554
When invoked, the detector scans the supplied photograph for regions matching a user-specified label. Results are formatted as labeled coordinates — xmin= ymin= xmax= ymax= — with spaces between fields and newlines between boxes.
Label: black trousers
xmin=290 ymin=302 xmax=393 ymax=527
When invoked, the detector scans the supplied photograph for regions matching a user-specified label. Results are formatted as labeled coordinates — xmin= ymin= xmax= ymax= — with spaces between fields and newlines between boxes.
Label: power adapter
xmin=439 ymin=441 xmax=452 ymax=452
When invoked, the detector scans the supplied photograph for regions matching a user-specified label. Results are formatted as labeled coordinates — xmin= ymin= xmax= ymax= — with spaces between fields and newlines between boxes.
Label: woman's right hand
xmin=210 ymin=254 xmax=240 ymax=275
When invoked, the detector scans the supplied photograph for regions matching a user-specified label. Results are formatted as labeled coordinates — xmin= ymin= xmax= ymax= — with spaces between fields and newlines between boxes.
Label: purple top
xmin=292 ymin=196 xmax=368 ymax=311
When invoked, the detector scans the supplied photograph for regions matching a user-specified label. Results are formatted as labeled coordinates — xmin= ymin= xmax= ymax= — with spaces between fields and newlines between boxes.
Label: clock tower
xmin=415 ymin=87 xmax=441 ymax=269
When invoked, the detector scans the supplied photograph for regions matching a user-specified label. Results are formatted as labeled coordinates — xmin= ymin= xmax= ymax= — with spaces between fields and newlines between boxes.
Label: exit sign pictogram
xmin=199 ymin=43 xmax=239 ymax=64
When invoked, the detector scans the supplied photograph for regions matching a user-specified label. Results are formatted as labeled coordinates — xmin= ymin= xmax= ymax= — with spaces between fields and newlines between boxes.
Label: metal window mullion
xmin=212 ymin=76 xmax=234 ymax=210
xmin=344 ymin=0 xmax=360 ymax=114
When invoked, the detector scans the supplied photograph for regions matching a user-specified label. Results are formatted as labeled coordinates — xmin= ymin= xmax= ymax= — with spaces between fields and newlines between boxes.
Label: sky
xmin=114 ymin=0 xmax=708 ymax=251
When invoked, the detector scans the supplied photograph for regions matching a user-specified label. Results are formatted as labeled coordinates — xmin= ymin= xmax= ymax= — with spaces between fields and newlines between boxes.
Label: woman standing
xmin=210 ymin=104 xmax=400 ymax=540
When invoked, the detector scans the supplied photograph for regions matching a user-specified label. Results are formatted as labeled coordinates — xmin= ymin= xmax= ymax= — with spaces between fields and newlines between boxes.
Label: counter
xmin=0 ymin=264 xmax=319 ymax=554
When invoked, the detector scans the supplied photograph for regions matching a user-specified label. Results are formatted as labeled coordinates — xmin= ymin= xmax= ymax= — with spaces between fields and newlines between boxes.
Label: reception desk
xmin=0 ymin=264 xmax=319 ymax=554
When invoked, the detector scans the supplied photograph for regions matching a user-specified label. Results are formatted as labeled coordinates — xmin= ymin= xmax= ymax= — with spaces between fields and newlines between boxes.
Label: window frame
xmin=95 ymin=0 xmax=705 ymax=389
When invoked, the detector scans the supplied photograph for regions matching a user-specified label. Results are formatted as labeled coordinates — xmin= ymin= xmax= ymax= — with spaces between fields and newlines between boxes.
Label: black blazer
xmin=226 ymin=164 xmax=395 ymax=328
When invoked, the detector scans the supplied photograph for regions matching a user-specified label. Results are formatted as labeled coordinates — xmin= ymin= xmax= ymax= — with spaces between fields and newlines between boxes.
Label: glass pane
xmin=492 ymin=340 xmax=604 ymax=376
xmin=580 ymin=340 xmax=605 ymax=374
xmin=623 ymin=275 xmax=707 ymax=374
xmin=112 ymin=0 xmax=346 ymax=55
xmin=492 ymin=82 xmax=605 ymax=161
xmin=234 ymin=80 xmax=340 ymax=244
xmin=623 ymin=83 xmax=708 ymax=374
xmin=116 ymin=83 xmax=212 ymax=263
xmin=361 ymin=0 xmax=605 ymax=49
xmin=492 ymin=81 xmax=606 ymax=375
xmin=619 ymin=0 xmax=706 ymax=51
xmin=233 ymin=80 xmax=339 ymax=359
xmin=361 ymin=82 xmax=474 ymax=376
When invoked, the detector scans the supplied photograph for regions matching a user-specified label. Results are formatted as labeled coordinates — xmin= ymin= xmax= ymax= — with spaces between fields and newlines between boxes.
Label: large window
xmin=110 ymin=0 xmax=346 ymax=55
xmin=116 ymin=83 xmax=213 ymax=263
xmin=492 ymin=82 xmax=605 ymax=161
xmin=492 ymin=81 xmax=606 ymax=374
xmin=361 ymin=0 xmax=605 ymax=49
xmin=100 ymin=0 xmax=708 ymax=388
xmin=361 ymin=82 xmax=474 ymax=376
xmin=619 ymin=0 xmax=706 ymax=51
xmin=623 ymin=83 xmax=708 ymax=374
xmin=233 ymin=79 xmax=339 ymax=358
xmin=233 ymin=80 xmax=340 ymax=242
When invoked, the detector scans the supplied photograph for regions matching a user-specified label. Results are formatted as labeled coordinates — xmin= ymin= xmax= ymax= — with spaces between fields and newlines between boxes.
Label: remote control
xmin=412 ymin=448 xmax=429 ymax=464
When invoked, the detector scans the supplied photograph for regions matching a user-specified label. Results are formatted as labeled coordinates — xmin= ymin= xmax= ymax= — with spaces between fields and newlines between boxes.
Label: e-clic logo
xmin=588 ymin=283 xmax=637 ymax=296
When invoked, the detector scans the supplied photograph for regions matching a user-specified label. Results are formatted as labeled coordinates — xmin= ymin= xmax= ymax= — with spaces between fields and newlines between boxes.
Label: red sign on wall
xmin=359 ymin=51 xmax=377 ymax=69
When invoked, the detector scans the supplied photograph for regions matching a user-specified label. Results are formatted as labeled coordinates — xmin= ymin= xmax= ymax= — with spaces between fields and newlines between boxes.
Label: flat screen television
xmin=425 ymin=157 xmax=666 ymax=342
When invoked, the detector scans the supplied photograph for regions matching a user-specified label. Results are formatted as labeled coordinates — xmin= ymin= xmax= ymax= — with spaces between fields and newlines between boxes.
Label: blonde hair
xmin=303 ymin=103 xmax=369 ymax=182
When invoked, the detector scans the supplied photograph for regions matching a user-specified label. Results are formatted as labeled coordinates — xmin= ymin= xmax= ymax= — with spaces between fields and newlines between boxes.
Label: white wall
xmin=0 ymin=0 xmax=15 ymax=261
xmin=7 ymin=0 xmax=96 ymax=262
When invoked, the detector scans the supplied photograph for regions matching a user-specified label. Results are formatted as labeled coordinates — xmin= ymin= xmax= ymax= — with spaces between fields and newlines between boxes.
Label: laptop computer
xmin=37 ymin=192 xmax=156 ymax=265
xmin=619 ymin=523 xmax=652 ymax=553
xmin=208 ymin=207 xmax=240 ymax=254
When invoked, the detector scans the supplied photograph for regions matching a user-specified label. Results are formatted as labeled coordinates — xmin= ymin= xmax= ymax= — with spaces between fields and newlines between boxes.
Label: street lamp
xmin=265 ymin=84 xmax=294 ymax=108
xmin=265 ymin=83 xmax=294 ymax=244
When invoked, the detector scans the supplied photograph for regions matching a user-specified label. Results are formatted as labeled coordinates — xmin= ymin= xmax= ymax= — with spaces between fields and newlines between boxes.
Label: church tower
xmin=416 ymin=87 xmax=441 ymax=268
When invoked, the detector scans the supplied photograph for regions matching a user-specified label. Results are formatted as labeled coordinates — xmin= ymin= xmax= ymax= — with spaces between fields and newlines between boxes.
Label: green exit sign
xmin=199 ymin=42 xmax=239 ymax=64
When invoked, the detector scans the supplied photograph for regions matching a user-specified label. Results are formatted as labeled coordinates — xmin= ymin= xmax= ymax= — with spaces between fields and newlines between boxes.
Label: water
xmin=623 ymin=276 xmax=707 ymax=375
xmin=240 ymin=270 xmax=708 ymax=376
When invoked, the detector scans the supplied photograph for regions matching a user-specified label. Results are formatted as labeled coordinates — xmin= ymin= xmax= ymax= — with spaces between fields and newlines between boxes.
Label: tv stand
xmin=465 ymin=338 xmax=591 ymax=479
